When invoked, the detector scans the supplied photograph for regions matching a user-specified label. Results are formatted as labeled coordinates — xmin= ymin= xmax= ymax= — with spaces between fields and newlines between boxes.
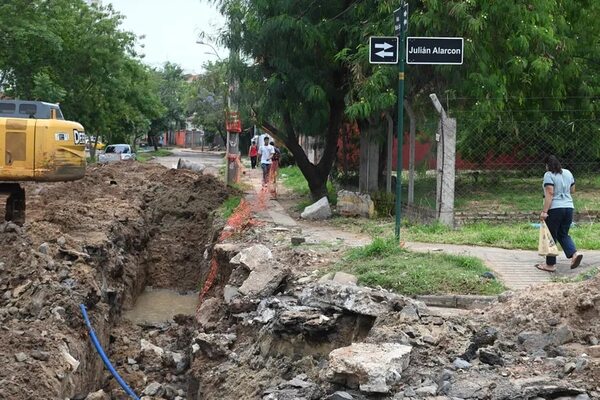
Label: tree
xmin=405 ymin=0 xmax=600 ymax=163
xmin=213 ymin=0 xmax=358 ymax=200
xmin=0 ymin=0 xmax=164 ymax=151
xmin=187 ymin=60 xmax=229 ymax=146
xmin=149 ymin=62 xmax=188 ymax=149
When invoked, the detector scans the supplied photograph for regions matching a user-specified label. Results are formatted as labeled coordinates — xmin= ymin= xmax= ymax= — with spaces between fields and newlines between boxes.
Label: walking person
xmin=536 ymin=155 xmax=583 ymax=272
xmin=249 ymin=140 xmax=258 ymax=169
xmin=258 ymin=136 xmax=274 ymax=185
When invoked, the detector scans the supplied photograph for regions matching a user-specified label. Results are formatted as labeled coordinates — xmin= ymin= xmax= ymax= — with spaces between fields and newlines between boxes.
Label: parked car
xmin=98 ymin=144 xmax=136 ymax=163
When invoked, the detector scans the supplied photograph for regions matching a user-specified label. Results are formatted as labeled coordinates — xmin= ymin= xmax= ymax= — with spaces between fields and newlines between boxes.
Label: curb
xmin=416 ymin=294 xmax=498 ymax=310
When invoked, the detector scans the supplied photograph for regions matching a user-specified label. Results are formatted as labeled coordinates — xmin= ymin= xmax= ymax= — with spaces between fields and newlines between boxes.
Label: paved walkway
xmin=405 ymin=242 xmax=600 ymax=290
xmin=238 ymin=163 xmax=599 ymax=291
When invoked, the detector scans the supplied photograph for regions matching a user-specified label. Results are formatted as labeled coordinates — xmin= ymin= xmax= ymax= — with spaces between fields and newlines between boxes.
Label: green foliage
xmin=212 ymin=0 xmax=360 ymax=199
xmin=552 ymin=267 xmax=599 ymax=283
xmin=371 ymin=191 xmax=396 ymax=217
xmin=279 ymin=165 xmax=336 ymax=203
xmin=407 ymin=0 xmax=600 ymax=162
xmin=149 ymin=63 xmax=188 ymax=141
xmin=220 ymin=196 xmax=242 ymax=219
xmin=335 ymin=237 xmax=505 ymax=296
xmin=0 ymin=0 xmax=164 ymax=146
xmin=403 ymin=222 xmax=600 ymax=251
xmin=187 ymin=61 xmax=228 ymax=146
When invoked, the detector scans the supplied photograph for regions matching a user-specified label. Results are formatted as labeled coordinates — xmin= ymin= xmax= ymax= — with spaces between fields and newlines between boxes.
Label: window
xmin=105 ymin=145 xmax=129 ymax=154
xmin=19 ymin=104 xmax=37 ymax=117
xmin=0 ymin=102 xmax=16 ymax=114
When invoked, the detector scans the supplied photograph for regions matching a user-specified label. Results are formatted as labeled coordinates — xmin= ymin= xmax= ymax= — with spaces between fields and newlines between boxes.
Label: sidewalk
xmin=240 ymin=167 xmax=599 ymax=291
xmin=404 ymin=242 xmax=600 ymax=290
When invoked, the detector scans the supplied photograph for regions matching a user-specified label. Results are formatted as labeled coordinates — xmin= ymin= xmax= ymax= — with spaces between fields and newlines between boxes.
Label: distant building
xmin=85 ymin=0 xmax=102 ymax=6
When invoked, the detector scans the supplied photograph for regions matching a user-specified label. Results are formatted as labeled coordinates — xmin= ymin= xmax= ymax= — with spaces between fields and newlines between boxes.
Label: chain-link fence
xmin=402 ymin=108 xmax=600 ymax=225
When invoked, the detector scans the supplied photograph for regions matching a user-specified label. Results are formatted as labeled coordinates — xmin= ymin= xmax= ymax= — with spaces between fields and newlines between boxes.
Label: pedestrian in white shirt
xmin=258 ymin=136 xmax=274 ymax=185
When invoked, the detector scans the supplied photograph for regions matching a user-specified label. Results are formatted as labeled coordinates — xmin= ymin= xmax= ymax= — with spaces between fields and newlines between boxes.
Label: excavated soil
xmin=1 ymin=161 xmax=599 ymax=400
xmin=0 ymin=163 xmax=229 ymax=399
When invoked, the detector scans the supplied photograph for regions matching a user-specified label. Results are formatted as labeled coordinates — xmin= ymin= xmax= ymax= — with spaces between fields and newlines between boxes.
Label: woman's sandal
xmin=535 ymin=263 xmax=556 ymax=272
xmin=570 ymin=254 xmax=583 ymax=269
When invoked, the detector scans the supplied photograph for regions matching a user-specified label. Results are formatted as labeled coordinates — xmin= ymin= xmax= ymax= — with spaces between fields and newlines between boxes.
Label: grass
xmin=551 ymin=266 xmax=599 ymax=283
xmin=402 ymin=172 xmax=600 ymax=213
xmin=136 ymin=149 xmax=173 ymax=163
xmin=331 ymin=237 xmax=506 ymax=296
xmin=402 ymin=221 xmax=600 ymax=251
xmin=330 ymin=216 xmax=600 ymax=251
xmin=279 ymin=165 xmax=337 ymax=209
xmin=219 ymin=195 xmax=242 ymax=219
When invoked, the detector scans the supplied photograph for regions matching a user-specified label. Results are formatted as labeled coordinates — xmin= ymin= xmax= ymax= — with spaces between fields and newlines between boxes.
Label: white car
xmin=98 ymin=144 xmax=136 ymax=163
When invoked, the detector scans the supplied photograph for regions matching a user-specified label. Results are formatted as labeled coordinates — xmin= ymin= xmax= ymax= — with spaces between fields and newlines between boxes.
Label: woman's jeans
xmin=545 ymin=207 xmax=577 ymax=265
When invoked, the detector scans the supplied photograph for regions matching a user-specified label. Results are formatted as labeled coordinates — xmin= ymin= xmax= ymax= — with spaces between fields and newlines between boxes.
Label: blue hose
xmin=79 ymin=304 xmax=140 ymax=400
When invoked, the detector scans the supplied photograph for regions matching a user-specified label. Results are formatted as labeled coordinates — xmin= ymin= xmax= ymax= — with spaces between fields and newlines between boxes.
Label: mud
xmin=0 ymin=163 xmax=228 ymax=399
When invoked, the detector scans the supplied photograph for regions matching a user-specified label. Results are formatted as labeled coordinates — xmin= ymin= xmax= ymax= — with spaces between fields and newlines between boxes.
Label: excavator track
xmin=1 ymin=183 xmax=26 ymax=226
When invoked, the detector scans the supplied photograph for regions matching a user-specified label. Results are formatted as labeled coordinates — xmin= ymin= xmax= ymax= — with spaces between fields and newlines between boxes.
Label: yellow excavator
xmin=0 ymin=100 xmax=86 ymax=225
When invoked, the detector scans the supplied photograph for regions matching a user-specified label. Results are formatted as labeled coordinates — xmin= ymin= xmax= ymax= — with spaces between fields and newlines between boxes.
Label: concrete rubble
xmin=336 ymin=190 xmax=375 ymax=218
xmin=325 ymin=342 xmax=412 ymax=393
xmin=301 ymin=196 xmax=332 ymax=220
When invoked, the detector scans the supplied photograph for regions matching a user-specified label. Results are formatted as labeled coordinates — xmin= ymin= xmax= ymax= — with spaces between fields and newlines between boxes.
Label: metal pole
xmin=394 ymin=28 xmax=406 ymax=239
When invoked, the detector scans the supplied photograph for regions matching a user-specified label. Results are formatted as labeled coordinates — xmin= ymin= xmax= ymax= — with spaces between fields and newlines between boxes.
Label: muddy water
xmin=123 ymin=288 xmax=198 ymax=325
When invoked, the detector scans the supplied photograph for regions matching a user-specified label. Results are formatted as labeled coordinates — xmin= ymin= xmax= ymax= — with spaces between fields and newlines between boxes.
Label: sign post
xmin=394 ymin=2 xmax=408 ymax=240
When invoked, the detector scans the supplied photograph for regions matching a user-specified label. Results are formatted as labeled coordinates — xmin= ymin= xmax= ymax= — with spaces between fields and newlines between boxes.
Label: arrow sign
xmin=376 ymin=50 xmax=394 ymax=58
xmin=375 ymin=42 xmax=393 ymax=50
xmin=369 ymin=36 xmax=399 ymax=64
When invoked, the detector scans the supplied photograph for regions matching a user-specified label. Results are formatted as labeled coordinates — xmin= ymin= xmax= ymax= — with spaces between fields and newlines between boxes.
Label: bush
xmin=331 ymin=171 xmax=359 ymax=188
xmin=371 ymin=191 xmax=396 ymax=217
xmin=278 ymin=147 xmax=295 ymax=168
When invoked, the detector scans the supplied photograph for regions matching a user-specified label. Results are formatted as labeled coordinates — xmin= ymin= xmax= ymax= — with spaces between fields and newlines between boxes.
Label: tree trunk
xmin=261 ymin=95 xmax=344 ymax=201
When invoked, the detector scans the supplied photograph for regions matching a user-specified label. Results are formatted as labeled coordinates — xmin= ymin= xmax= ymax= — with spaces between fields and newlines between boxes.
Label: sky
xmin=107 ymin=0 xmax=227 ymax=73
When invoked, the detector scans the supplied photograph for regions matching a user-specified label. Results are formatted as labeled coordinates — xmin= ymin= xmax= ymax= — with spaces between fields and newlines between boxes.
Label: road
xmin=150 ymin=148 xmax=225 ymax=170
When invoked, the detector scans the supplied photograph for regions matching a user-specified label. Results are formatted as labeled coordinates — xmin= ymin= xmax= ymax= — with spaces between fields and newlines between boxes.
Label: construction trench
xmin=0 ymin=163 xmax=599 ymax=400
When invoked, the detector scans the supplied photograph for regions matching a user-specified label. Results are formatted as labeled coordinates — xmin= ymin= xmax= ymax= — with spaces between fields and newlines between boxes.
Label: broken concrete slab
xmin=332 ymin=272 xmax=358 ymax=285
xmin=300 ymin=197 xmax=332 ymax=220
xmin=193 ymin=333 xmax=237 ymax=359
xmin=299 ymin=282 xmax=407 ymax=317
xmin=230 ymin=244 xmax=273 ymax=271
xmin=325 ymin=342 xmax=412 ymax=393
xmin=238 ymin=261 xmax=289 ymax=298
xmin=337 ymin=190 xmax=375 ymax=218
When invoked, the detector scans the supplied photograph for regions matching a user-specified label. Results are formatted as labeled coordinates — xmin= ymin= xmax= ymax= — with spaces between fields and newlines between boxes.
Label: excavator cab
xmin=0 ymin=100 xmax=86 ymax=224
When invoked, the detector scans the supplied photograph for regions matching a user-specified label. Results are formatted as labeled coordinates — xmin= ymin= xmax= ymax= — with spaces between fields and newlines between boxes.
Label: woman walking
xmin=536 ymin=155 xmax=583 ymax=272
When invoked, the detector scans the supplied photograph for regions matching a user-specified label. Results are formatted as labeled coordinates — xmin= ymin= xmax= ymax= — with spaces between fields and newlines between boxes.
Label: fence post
xmin=430 ymin=94 xmax=456 ymax=227
xmin=404 ymin=100 xmax=416 ymax=205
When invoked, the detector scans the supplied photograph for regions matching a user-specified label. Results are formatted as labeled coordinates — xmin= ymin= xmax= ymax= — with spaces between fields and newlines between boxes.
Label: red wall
xmin=338 ymin=127 xmax=524 ymax=172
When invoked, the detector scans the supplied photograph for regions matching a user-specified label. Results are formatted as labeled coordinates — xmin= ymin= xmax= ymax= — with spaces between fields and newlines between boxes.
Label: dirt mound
xmin=488 ymin=275 xmax=600 ymax=343
xmin=0 ymin=163 xmax=229 ymax=399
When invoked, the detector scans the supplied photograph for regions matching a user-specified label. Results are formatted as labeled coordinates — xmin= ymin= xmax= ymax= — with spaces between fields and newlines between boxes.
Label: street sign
xmin=406 ymin=37 xmax=464 ymax=65
xmin=369 ymin=36 xmax=399 ymax=64
xmin=394 ymin=3 xmax=409 ymax=35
